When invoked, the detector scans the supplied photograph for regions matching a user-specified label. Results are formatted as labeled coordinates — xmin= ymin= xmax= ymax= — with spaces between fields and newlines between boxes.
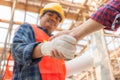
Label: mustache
xmin=47 ymin=19 xmax=57 ymax=26
xmin=47 ymin=19 xmax=55 ymax=23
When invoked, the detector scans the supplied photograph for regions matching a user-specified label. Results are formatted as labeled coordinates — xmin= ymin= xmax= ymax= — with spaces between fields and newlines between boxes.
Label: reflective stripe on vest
xmin=3 ymin=25 xmax=66 ymax=80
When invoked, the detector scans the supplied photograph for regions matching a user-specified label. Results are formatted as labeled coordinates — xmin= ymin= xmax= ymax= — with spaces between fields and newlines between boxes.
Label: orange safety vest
xmin=3 ymin=25 xmax=66 ymax=80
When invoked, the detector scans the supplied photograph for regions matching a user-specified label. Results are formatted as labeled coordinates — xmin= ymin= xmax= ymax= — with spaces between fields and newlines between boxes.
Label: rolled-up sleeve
xmin=91 ymin=0 xmax=120 ymax=31
xmin=11 ymin=23 xmax=40 ymax=65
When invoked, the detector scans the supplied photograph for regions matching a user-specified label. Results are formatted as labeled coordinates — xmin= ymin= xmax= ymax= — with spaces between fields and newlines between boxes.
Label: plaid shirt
xmin=91 ymin=0 xmax=120 ymax=31
xmin=11 ymin=23 xmax=51 ymax=80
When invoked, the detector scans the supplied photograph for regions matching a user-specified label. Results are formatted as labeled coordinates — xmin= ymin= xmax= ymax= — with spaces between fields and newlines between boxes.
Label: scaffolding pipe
xmin=0 ymin=0 xmax=17 ymax=79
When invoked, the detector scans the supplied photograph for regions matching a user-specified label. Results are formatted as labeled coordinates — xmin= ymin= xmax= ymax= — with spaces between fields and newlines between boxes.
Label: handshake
xmin=41 ymin=35 xmax=77 ymax=59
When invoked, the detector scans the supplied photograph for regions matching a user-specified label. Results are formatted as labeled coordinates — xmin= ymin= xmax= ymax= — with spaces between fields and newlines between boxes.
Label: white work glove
xmin=41 ymin=35 xmax=77 ymax=59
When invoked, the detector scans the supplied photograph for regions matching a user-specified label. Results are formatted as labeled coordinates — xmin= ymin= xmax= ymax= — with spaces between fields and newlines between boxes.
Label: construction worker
xmin=50 ymin=0 xmax=120 ymax=76
xmin=3 ymin=3 xmax=77 ymax=80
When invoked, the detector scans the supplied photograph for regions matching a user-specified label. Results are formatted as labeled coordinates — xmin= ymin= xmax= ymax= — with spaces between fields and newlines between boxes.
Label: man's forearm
xmin=69 ymin=19 xmax=104 ymax=40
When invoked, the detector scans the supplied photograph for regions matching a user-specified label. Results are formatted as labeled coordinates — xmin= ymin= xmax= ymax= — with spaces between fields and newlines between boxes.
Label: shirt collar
xmin=37 ymin=25 xmax=52 ymax=36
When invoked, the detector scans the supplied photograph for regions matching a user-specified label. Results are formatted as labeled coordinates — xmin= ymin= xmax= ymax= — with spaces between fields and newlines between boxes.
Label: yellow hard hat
xmin=40 ymin=3 xmax=65 ymax=22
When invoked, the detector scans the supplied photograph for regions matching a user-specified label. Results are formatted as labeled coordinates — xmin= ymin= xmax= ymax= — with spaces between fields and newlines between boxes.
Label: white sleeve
xmin=65 ymin=52 xmax=94 ymax=76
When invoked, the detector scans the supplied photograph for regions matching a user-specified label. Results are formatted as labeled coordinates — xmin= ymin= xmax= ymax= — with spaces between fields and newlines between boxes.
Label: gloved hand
xmin=41 ymin=35 xmax=77 ymax=59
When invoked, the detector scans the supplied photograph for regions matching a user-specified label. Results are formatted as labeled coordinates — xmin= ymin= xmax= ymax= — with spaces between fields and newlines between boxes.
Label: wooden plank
xmin=0 ymin=0 xmax=89 ymax=21
xmin=0 ymin=0 xmax=41 ymax=13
